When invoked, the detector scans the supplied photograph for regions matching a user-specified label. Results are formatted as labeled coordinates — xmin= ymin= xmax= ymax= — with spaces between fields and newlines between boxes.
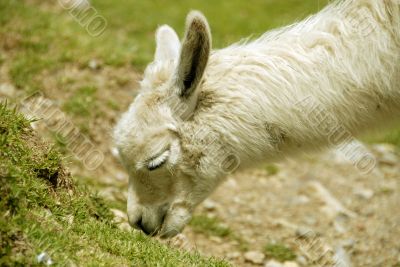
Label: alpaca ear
xmin=175 ymin=11 xmax=211 ymax=99
xmin=155 ymin=25 xmax=181 ymax=62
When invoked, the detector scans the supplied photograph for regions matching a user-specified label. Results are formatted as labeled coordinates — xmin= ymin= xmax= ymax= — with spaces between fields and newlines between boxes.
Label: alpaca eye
xmin=147 ymin=150 xmax=170 ymax=171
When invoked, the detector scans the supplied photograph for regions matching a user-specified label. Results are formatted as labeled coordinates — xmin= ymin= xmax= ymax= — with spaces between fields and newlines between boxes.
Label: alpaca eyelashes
xmin=147 ymin=150 xmax=170 ymax=171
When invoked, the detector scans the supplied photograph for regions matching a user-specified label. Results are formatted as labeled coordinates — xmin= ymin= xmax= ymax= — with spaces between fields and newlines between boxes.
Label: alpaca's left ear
xmin=175 ymin=11 xmax=211 ymax=99
xmin=155 ymin=25 xmax=181 ymax=62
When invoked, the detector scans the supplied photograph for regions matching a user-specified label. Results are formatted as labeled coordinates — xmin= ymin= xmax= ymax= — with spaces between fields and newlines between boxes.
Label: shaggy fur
xmin=114 ymin=0 xmax=400 ymax=237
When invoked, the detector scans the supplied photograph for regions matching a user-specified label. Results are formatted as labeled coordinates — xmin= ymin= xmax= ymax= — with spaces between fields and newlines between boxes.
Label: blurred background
xmin=0 ymin=0 xmax=399 ymax=266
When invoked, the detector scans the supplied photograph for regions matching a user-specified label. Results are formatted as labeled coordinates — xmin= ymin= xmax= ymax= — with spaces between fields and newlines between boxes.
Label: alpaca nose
xmin=134 ymin=217 xmax=153 ymax=236
xmin=128 ymin=206 xmax=168 ymax=236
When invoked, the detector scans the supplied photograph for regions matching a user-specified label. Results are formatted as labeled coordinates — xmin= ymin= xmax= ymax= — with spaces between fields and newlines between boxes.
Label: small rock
xmin=340 ymin=239 xmax=355 ymax=249
xmin=43 ymin=209 xmax=52 ymax=218
xmin=118 ymin=222 xmax=131 ymax=231
xmin=379 ymin=153 xmax=398 ymax=166
xmin=264 ymin=259 xmax=283 ymax=267
xmin=379 ymin=182 xmax=396 ymax=194
xmin=110 ymin=208 xmax=127 ymax=223
xmin=203 ymin=199 xmax=217 ymax=211
xmin=98 ymin=188 xmax=117 ymax=201
xmin=0 ymin=83 xmax=16 ymax=97
xmin=225 ymin=178 xmax=237 ymax=188
xmin=233 ymin=196 xmax=242 ymax=204
xmin=334 ymin=214 xmax=349 ymax=234
xmin=303 ymin=216 xmax=317 ymax=226
xmin=65 ymin=214 xmax=74 ymax=225
xmin=373 ymin=144 xmax=397 ymax=154
xmin=353 ymin=187 xmax=374 ymax=200
xmin=110 ymin=147 xmax=120 ymax=158
xmin=295 ymin=227 xmax=315 ymax=238
xmin=333 ymin=246 xmax=352 ymax=267
xmin=226 ymin=251 xmax=241 ymax=260
xmin=283 ymin=261 xmax=299 ymax=267
xmin=244 ymin=250 xmax=265 ymax=265
xmin=209 ymin=236 xmax=222 ymax=244
xmin=115 ymin=171 xmax=127 ymax=181
xmin=59 ymin=0 xmax=90 ymax=9
xmin=296 ymin=256 xmax=307 ymax=266
xmin=88 ymin=59 xmax=99 ymax=70
xmin=37 ymin=252 xmax=53 ymax=266
xmin=168 ymin=233 xmax=193 ymax=250
xmin=294 ymin=195 xmax=310 ymax=205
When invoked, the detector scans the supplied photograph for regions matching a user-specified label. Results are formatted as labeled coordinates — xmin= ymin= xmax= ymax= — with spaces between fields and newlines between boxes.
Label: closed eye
xmin=147 ymin=150 xmax=170 ymax=171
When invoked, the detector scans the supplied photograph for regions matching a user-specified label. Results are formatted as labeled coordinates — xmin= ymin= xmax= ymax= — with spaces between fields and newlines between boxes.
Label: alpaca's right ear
xmin=175 ymin=11 xmax=211 ymax=99
xmin=155 ymin=25 xmax=181 ymax=62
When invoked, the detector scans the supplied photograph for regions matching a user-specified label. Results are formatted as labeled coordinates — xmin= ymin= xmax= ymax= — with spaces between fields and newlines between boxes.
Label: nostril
xmin=135 ymin=218 xmax=152 ymax=236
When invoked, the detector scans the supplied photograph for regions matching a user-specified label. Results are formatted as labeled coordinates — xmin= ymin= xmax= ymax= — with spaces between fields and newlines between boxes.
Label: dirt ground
xmin=1 ymin=62 xmax=399 ymax=266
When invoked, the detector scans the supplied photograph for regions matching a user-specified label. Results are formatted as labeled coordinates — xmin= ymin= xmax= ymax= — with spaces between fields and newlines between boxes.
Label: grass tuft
xmin=265 ymin=164 xmax=279 ymax=176
xmin=190 ymin=215 xmax=232 ymax=238
xmin=63 ymin=86 xmax=99 ymax=117
xmin=264 ymin=243 xmax=296 ymax=262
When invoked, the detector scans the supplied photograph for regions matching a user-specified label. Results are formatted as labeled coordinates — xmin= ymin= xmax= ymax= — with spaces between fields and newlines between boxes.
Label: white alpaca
xmin=114 ymin=0 xmax=400 ymax=237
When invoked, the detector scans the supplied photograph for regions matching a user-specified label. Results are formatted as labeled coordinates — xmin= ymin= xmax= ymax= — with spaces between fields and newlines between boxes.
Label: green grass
xmin=63 ymin=86 xmax=99 ymax=117
xmin=263 ymin=243 xmax=296 ymax=262
xmin=1 ymin=0 xmax=329 ymax=90
xmin=0 ymin=103 xmax=228 ymax=266
xmin=265 ymin=164 xmax=279 ymax=176
xmin=190 ymin=215 xmax=232 ymax=238
xmin=363 ymin=124 xmax=400 ymax=148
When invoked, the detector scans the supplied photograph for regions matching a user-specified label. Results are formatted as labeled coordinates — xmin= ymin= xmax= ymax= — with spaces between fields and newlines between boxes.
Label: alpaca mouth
xmin=128 ymin=202 xmax=191 ymax=238
xmin=134 ymin=217 xmax=162 ymax=236
xmin=131 ymin=203 xmax=172 ymax=237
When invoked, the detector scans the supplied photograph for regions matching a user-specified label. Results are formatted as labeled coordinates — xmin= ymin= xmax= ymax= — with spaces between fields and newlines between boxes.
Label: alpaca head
xmin=114 ymin=11 xmax=211 ymax=237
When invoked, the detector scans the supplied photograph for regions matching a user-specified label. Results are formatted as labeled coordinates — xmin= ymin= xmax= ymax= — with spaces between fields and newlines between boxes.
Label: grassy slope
xmin=0 ymin=103 xmax=227 ymax=266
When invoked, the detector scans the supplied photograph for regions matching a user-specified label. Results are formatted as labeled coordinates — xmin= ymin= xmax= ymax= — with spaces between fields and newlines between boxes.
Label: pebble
xmin=110 ymin=147 xmax=120 ymax=159
xmin=0 ymin=83 xmax=15 ymax=97
xmin=283 ymin=262 xmax=299 ymax=267
xmin=296 ymin=256 xmax=307 ymax=266
xmin=353 ymin=187 xmax=374 ymax=200
xmin=379 ymin=153 xmax=398 ymax=166
xmin=168 ymin=233 xmax=193 ymax=250
xmin=203 ymin=199 xmax=217 ymax=211
xmin=43 ymin=209 xmax=53 ymax=218
xmin=110 ymin=208 xmax=127 ymax=223
xmin=65 ymin=214 xmax=74 ymax=225
xmin=59 ymin=0 xmax=90 ymax=9
xmin=373 ymin=144 xmax=396 ymax=154
xmin=340 ymin=239 xmax=355 ymax=249
xmin=115 ymin=171 xmax=128 ymax=181
xmin=37 ymin=252 xmax=53 ymax=266
xmin=118 ymin=222 xmax=131 ymax=231
xmin=244 ymin=250 xmax=265 ymax=265
xmin=226 ymin=251 xmax=241 ymax=259
xmin=294 ymin=195 xmax=310 ymax=205
xmin=225 ymin=178 xmax=238 ymax=188
xmin=295 ymin=227 xmax=315 ymax=238
xmin=333 ymin=246 xmax=352 ymax=267
xmin=264 ymin=259 xmax=283 ymax=267
xmin=233 ymin=196 xmax=242 ymax=204
xmin=209 ymin=236 xmax=223 ymax=244
xmin=88 ymin=59 xmax=99 ymax=70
